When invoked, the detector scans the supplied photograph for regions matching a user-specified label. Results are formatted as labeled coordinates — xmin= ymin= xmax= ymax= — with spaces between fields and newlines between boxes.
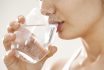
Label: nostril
xmin=41 ymin=9 xmax=50 ymax=16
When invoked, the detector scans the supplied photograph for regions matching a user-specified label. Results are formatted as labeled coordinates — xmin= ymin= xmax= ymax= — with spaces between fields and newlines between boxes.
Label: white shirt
xmin=62 ymin=47 xmax=83 ymax=70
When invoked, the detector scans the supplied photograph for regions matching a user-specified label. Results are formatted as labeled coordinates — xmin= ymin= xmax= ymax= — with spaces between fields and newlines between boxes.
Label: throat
xmin=81 ymin=39 xmax=102 ymax=65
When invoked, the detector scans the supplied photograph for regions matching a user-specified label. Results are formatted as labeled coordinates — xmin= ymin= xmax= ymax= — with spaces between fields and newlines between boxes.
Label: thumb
xmin=38 ymin=45 xmax=57 ymax=63
xmin=4 ymin=49 xmax=17 ymax=67
xmin=46 ymin=45 xmax=57 ymax=58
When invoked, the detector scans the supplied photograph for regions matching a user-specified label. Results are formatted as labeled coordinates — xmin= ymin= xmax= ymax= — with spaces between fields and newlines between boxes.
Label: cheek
xmin=59 ymin=0 xmax=103 ymax=26
xmin=56 ymin=0 xmax=103 ymax=39
xmin=60 ymin=8 xmax=103 ymax=39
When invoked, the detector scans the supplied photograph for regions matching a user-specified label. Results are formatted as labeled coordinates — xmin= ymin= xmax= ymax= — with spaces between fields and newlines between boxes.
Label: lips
xmin=49 ymin=21 xmax=64 ymax=32
xmin=48 ymin=18 xmax=64 ymax=32
xmin=56 ymin=22 xmax=64 ymax=32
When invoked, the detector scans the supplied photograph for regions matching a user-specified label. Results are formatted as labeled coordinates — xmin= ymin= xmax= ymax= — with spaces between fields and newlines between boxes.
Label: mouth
xmin=56 ymin=21 xmax=64 ymax=32
xmin=48 ymin=20 xmax=64 ymax=32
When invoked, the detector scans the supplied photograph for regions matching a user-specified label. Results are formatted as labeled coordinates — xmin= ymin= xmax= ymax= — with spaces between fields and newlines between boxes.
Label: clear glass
xmin=12 ymin=5 xmax=57 ymax=63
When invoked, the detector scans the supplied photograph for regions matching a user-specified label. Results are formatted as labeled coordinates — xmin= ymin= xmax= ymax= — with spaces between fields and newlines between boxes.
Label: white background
xmin=0 ymin=0 xmax=83 ymax=70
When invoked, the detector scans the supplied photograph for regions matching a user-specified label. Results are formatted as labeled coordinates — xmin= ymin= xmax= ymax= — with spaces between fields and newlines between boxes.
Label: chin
xmin=58 ymin=32 xmax=80 ymax=40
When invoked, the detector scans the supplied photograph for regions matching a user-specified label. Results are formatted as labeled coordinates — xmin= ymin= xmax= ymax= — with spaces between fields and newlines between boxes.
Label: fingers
xmin=4 ymin=49 xmax=17 ymax=67
xmin=7 ymin=15 xmax=25 ymax=33
xmin=4 ymin=15 xmax=25 ymax=50
xmin=3 ymin=15 xmax=26 ymax=67
xmin=3 ymin=33 xmax=16 ymax=51
xmin=8 ymin=21 xmax=20 ymax=33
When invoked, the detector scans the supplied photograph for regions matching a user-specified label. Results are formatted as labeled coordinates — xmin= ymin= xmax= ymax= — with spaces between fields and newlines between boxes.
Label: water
xmin=12 ymin=24 xmax=57 ymax=64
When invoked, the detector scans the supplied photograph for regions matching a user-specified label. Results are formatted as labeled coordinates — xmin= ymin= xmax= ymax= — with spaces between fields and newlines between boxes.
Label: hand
xmin=3 ymin=15 xmax=57 ymax=70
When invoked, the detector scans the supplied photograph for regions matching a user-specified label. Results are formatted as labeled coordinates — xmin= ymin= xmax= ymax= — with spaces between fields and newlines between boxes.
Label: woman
xmin=3 ymin=0 xmax=104 ymax=70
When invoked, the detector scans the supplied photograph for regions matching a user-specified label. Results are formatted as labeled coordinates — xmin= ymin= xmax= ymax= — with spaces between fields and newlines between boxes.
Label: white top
xmin=62 ymin=48 xmax=83 ymax=70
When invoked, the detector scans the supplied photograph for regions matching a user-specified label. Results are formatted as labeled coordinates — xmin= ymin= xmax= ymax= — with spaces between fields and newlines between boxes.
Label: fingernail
xmin=18 ymin=15 xmax=25 ymax=24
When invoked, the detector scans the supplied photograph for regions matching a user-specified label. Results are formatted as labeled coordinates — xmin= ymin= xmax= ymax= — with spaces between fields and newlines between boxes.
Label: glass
xmin=11 ymin=4 xmax=57 ymax=63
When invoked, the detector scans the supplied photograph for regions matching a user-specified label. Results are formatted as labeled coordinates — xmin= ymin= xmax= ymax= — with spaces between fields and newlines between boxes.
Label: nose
xmin=41 ymin=1 xmax=55 ymax=16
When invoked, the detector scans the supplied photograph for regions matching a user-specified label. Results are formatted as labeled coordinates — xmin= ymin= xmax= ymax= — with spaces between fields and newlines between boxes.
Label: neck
xmin=81 ymin=15 xmax=104 ymax=62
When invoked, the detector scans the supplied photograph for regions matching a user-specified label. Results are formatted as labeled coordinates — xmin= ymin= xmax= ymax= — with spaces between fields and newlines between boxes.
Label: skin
xmin=3 ymin=16 xmax=57 ymax=70
xmin=41 ymin=0 xmax=104 ymax=70
xmin=3 ymin=0 xmax=104 ymax=70
xmin=41 ymin=0 xmax=103 ymax=39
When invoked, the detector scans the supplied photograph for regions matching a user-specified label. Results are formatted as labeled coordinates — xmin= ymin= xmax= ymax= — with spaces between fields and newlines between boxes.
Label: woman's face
xmin=41 ymin=0 xmax=103 ymax=39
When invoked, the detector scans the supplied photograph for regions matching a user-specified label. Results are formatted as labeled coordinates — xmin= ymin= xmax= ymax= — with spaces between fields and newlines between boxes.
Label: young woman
xmin=3 ymin=0 xmax=104 ymax=70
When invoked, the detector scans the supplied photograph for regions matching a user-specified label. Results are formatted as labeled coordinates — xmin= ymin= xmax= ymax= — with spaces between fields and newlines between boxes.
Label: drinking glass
xmin=12 ymin=7 xmax=57 ymax=64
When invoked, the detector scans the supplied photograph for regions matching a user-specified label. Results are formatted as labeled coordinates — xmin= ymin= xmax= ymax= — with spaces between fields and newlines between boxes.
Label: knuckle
xmin=10 ymin=21 xmax=17 ymax=26
xmin=7 ymin=27 xmax=14 ymax=33
xmin=3 ymin=34 xmax=10 ymax=43
xmin=3 ymin=33 xmax=15 ymax=44
xmin=9 ymin=21 xmax=20 ymax=31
